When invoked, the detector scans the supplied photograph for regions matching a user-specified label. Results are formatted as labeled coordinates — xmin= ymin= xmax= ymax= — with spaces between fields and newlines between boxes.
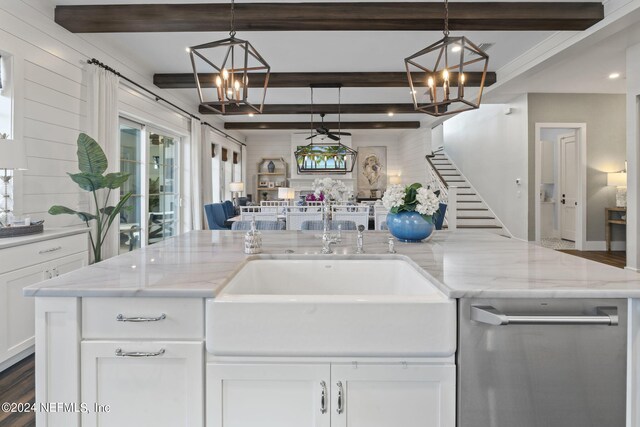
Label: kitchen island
xmin=24 ymin=230 xmax=640 ymax=427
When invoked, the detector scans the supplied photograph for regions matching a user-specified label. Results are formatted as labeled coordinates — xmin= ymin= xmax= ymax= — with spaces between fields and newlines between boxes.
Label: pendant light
xmin=404 ymin=0 xmax=489 ymax=116
xmin=294 ymin=86 xmax=357 ymax=174
xmin=188 ymin=0 xmax=270 ymax=115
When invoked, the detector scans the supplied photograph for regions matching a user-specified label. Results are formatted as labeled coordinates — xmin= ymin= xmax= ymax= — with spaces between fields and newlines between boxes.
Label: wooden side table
xmin=605 ymin=207 xmax=626 ymax=252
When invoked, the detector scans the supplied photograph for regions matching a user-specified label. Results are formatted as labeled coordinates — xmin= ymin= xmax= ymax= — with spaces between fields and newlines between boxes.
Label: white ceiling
xmin=29 ymin=0 xmax=640 ymax=137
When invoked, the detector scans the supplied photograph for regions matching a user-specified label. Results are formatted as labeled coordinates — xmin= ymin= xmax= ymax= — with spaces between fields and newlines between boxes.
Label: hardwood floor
xmin=558 ymin=250 xmax=626 ymax=269
xmin=0 ymin=354 xmax=35 ymax=427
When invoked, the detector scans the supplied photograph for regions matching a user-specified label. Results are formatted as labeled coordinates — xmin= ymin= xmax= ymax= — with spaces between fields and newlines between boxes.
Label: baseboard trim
xmin=582 ymin=241 xmax=627 ymax=251
xmin=0 ymin=345 xmax=34 ymax=373
xmin=625 ymin=266 xmax=640 ymax=273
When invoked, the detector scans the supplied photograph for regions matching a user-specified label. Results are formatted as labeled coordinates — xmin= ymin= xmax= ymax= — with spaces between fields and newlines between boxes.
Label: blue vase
xmin=386 ymin=211 xmax=435 ymax=243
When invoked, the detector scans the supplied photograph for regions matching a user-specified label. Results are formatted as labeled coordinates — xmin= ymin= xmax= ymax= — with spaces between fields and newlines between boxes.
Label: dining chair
xmin=373 ymin=204 xmax=388 ymax=231
xmin=332 ymin=205 xmax=370 ymax=230
xmin=285 ymin=207 xmax=323 ymax=231
xmin=300 ymin=220 xmax=357 ymax=231
xmin=231 ymin=221 xmax=285 ymax=231
xmin=240 ymin=206 xmax=278 ymax=222
xmin=222 ymin=200 xmax=235 ymax=219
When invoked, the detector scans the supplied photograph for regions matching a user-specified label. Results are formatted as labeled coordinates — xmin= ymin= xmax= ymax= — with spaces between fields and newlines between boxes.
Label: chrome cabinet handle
xmin=115 ymin=348 xmax=165 ymax=357
xmin=116 ymin=313 xmax=166 ymax=322
xmin=52 ymin=267 xmax=59 ymax=277
xmin=336 ymin=381 xmax=344 ymax=414
xmin=320 ymin=381 xmax=328 ymax=414
xmin=46 ymin=270 xmax=53 ymax=279
xmin=39 ymin=246 xmax=62 ymax=255
xmin=471 ymin=305 xmax=618 ymax=326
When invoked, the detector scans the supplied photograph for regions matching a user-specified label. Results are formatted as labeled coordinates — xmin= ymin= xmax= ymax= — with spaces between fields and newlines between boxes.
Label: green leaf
xmin=77 ymin=133 xmax=108 ymax=175
xmin=48 ymin=205 xmax=96 ymax=223
xmin=68 ymin=172 xmax=106 ymax=192
xmin=104 ymin=172 xmax=131 ymax=189
xmin=105 ymin=192 xmax=133 ymax=232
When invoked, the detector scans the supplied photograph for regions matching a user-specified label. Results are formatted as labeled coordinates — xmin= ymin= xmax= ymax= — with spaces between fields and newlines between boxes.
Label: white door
xmin=560 ymin=134 xmax=577 ymax=241
xmin=207 ymin=363 xmax=331 ymax=427
xmin=81 ymin=341 xmax=203 ymax=427
xmin=331 ymin=364 xmax=456 ymax=427
xmin=0 ymin=264 xmax=45 ymax=362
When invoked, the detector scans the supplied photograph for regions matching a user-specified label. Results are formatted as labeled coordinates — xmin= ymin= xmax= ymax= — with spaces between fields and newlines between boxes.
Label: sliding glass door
xmin=118 ymin=118 xmax=181 ymax=252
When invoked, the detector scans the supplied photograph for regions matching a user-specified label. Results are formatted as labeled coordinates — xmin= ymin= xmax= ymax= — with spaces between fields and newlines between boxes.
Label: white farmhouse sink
xmin=206 ymin=257 xmax=456 ymax=357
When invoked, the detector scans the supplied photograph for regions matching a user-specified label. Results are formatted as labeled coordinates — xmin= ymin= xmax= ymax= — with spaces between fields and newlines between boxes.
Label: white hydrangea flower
xmin=382 ymin=184 xmax=406 ymax=210
xmin=416 ymin=187 xmax=440 ymax=216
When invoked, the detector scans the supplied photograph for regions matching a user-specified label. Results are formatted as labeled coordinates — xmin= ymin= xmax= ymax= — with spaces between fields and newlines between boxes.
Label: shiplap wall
xmin=244 ymin=130 xmax=429 ymax=199
xmin=0 ymin=0 xmax=202 ymax=231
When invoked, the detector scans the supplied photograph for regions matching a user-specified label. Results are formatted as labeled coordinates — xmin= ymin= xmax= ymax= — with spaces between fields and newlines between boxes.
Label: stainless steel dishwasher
xmin=458 ymin=298 xmax=627 ymax=427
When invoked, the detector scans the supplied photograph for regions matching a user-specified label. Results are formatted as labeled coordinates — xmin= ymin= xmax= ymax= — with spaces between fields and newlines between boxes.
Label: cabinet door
xmin=0 ymin=264 xmax=45 ymax=361
xmin=331 ymin=364 xmax=455 ymax=427
xmin=207 ymin=363 xmax=331 ymax=427
xmin=51 ymin=252 xmax=87 ymax=276
xmin=81 ymin=341 xmax=203 ymax=427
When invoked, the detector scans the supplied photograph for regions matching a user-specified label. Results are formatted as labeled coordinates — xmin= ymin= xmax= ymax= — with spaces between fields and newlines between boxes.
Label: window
xmin=118 ymin=117 xmax=181 ymax=252
xmin=0 ymin=54 xmax=13 ymax=138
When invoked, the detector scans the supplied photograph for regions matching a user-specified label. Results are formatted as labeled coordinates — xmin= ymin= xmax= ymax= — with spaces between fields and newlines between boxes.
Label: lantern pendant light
xmin=188 ymin=0 xmax=270 ymax=115
xmin=404 ymin=0 xmax=489 ymax=116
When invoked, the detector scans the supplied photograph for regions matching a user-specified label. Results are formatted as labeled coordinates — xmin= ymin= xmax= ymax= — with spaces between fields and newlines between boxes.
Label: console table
xmin=605 ymin=207 xmax=626 ymax=252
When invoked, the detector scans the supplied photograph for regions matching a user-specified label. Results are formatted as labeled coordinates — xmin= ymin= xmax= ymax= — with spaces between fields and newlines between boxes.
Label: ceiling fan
xmin=306 ymin=113 xmax=352 ymax=141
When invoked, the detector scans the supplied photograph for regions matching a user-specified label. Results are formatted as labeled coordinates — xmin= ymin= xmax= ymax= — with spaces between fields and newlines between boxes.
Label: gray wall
xmin=527 ymin=93 xmax=627 ymax=243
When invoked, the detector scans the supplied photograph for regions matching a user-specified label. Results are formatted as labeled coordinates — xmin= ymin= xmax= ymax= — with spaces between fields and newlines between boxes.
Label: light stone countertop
xmin=23 ymin=230 xmax=640 ymax=299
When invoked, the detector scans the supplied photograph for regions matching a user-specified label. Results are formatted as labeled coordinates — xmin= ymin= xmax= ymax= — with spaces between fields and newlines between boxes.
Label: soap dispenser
xmin=244 ymin=216 xmax=262 ymax=254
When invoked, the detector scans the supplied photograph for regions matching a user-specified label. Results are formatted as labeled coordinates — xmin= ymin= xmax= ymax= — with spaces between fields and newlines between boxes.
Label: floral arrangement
xmin=312 ymin=178 xmax=352 ymax=201
xmin=382 ymin=183 xmax=441 ymax=223
xmin=305 ymin=192 xmax=325 ymax=202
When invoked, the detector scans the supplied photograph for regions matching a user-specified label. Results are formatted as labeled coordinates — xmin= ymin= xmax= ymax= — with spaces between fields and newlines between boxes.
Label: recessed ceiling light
xmin=609 ymin=72 xmax=621 ymax=79
xmin=451 ymin=45 xmax=462 ymax=53
xmin=248 ymin=113 xmax=255 ymax=117
xmin=185 ymin=47 xmax=191 ymax=53
xmin=388 ymin=112 xmax=395 ymax=117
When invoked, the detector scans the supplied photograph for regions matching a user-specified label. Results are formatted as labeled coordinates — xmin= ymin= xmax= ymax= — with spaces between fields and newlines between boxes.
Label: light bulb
xmin=427 ymin=77 xmax=434 ymax=88
xmin=222 ymin=68 xmax=229 ymax=80
xmin=215 ymin=76 xmax=222 ymax=87
xmin=234 ymin=80 xmax=241 ymax=90
xmin=460 ymin=73 xmax=465 ymax=84
xmin=443 ymin=69 xmax=449 ymax=81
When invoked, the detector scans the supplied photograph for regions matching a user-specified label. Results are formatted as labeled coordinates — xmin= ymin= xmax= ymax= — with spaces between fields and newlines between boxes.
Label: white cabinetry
xmin=81 ymin=341 xmax=203 ymax=427
xmin=79 ymin=298 xmax=205 ymax=427
xmin=0 ymin=230 xmax=87 ymax=371
xmin=207 ymin=362 xmax=455 ymax=427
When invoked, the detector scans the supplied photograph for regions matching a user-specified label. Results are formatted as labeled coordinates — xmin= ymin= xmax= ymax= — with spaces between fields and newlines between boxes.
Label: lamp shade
xmin=229 ymin=182 xmax=244 ymax=192
xmin=389 ymin=175 xmax=402 ymax=185
xmin=0 ymin=139 xmax=27 ymax=170
xmin=607 ymin=172 xmax=627 ymax=187
xmin=278 ymin=187 xmax=295 ymax=200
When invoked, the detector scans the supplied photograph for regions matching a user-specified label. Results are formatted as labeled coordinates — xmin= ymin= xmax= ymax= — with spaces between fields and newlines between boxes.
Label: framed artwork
xmin=357 ymin=146 xmax=387 ymax=197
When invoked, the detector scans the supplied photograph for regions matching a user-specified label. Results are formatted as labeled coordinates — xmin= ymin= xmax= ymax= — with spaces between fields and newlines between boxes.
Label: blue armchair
xmin=204 ymin=203 xmax=230 ymax=230
xmin=222 ymin=200 xmax=235 ymax=219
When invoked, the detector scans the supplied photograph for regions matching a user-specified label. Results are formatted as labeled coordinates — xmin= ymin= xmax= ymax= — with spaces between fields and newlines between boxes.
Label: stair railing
xmin=426 ymin=154 xmax=457 ymax=231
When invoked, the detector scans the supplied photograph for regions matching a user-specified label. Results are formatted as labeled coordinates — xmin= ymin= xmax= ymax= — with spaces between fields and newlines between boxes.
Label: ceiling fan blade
xmin=327 ymin=134 xmax=340 ymax=141
xmin=334 ymin=132 xmax=352 ymax=136
xmin=306 ymin=134 xmax=318 ymax=140
xmin=316 ymin=127 xmax=329 ymax=134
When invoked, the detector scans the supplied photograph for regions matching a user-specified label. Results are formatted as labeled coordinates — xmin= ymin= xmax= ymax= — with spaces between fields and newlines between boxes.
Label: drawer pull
xmin=39 ymin=246 xmax=62 ymax=255
xmin=115 ymin=348 xmax=165 ymax=358
xmin=320 ymin=381 xmax=328 ymax=414
xmin=336 ymin=381 xmax=344 ymax=414
xmin=116 ymin=313 xmax=167 ymax=322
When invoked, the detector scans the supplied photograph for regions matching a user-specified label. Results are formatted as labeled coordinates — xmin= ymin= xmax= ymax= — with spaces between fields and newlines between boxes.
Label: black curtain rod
xmin=86 ymin=58 xmax=246 ymax=147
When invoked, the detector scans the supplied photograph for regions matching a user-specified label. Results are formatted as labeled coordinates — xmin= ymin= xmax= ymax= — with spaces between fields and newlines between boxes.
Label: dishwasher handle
xmin=471 ymin=305 xmax=618 ymax=326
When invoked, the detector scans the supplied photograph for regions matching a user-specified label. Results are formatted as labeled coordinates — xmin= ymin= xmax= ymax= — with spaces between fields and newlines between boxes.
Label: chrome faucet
xmin=322 ymin=231 xmax=338 ymax=254
xmin=356 ymin=225 xmax=365 ymax=254
xmin=387 ymin=236 xmax=396 ymax=254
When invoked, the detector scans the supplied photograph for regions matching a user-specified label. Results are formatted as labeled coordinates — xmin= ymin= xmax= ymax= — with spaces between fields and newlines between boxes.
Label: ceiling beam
xmin=224 ymin=121 xmax=421 ymax=130
xmin=155 ymin=72 xmax=496 ymax=89
xmin=55 ymin=2 xmax=604 ymax=33
xmin=200 ymin=104 xmax=422 ymax=115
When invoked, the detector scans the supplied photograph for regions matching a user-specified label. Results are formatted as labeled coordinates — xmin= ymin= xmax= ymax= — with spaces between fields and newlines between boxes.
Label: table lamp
xmin=0 ymin=139 xmax=27 ymax=226
xmin=278 ymin=187 xmax=295 ymax=206
xmin=607 ymin=167 xmax=627 ymax=208
xmin=229 ymin=182 xmax=245 ymax=208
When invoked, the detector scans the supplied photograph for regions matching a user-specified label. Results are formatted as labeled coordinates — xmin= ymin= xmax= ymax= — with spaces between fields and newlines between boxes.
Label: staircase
xmin=427 ymin=150 xmax=508 ymax=235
